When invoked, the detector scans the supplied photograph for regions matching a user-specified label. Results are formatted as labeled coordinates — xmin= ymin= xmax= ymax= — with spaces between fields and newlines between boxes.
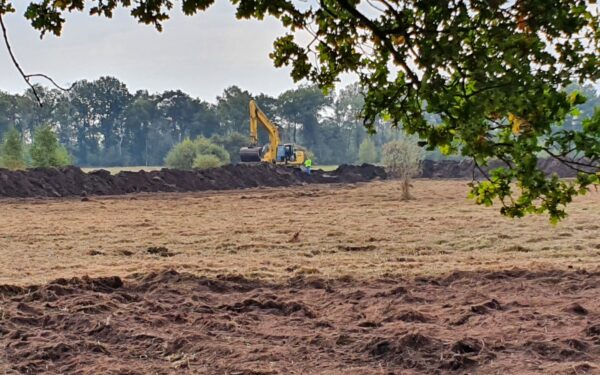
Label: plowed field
xmin=1 ymin=180 xmax=600 ymax=374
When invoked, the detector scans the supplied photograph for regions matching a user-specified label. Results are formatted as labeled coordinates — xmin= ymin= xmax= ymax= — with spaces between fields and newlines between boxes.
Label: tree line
xmin=0 ymin=77 xmax=402 ymax=167
xmin=0 ymin=78 xmax=597 ymax=168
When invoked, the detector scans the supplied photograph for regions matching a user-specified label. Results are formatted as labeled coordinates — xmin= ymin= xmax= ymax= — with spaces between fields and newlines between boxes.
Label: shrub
xmin=193 ymin=154 xmax=223 ymax=169
xmin=194 ymin=137 xmax=230 ymax=164
xmin=382 ymin=138 xmax=425 ymax=200
xmin=30 ymin=126 xmax=72 ymax=168
xmin=0 ymin=128 xmax=26 ymax=170
xmin=165 ymin=137 xmax=230 ymax=169
xmin=358 ymin=137 xmax=378 ymax=164
xmin=164 ymin=139 xmax=197 ymax=169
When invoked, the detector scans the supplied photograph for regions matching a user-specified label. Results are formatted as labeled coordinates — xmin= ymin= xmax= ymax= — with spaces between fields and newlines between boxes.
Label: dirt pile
xmin=2 ymin=269 xmax=599 ymax=374
xmin=421 ymin=158 xmax=590 ymax=179
xmin=0 ymin=163 xmax=386 ymax=199
xmin=0 ymin=158 xmax=590 ymax=198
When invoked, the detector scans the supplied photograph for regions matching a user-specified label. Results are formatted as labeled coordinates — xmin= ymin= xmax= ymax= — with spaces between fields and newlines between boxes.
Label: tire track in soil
xmin=1 ymin=269 xmax=600 ymax=374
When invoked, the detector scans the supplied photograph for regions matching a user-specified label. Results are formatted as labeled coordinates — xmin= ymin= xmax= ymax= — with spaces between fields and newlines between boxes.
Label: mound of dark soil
xmin=421 ymin=158 xmax=594 ymax=179
xmin=0 ymin=158 xmax=590 ymax=198
xmin=0 ymin=163 xmax=386 ymax=199
xmin=2 ymin=269 xmax=600 ymax=374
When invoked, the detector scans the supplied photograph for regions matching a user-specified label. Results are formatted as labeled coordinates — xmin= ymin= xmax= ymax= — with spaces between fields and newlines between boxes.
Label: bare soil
xmin=0 ymin=164 xmax=385 ymax=198
xmin=1 ymin=180 xmax=600 ymax=374
xmin=1 ymin=269 xmax=600 ymax=374
xmin=0 ymin=159 xmax=581 ymax=198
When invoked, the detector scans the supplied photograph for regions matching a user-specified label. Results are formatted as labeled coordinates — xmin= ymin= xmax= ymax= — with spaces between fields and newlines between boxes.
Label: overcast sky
xmin=1 ymin=3 xmax=597 ymax=102
xmin=0 ymin=2 xmax=338 ymax=102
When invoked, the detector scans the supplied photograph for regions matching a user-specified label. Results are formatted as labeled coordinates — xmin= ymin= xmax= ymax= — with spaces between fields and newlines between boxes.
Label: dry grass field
xmin=1 ymin=179 xmax=598 ymax=286
xmin=3 ymin=180 xmax=600 ymax=374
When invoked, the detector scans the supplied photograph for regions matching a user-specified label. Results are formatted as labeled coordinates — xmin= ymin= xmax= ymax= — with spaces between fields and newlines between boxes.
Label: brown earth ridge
xmin=0 ymin=164 xmax=385 ymax=198
xmin=1 ymin=269 xmax=599 ymax=374
xmin=420 ymin=157 xmax=590 ymax=179
xmin=0 ymin=158 xmax=585 ymax=199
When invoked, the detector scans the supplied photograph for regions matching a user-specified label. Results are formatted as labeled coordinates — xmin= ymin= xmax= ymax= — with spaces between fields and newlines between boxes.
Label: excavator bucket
xmin=239 ymin=147 xmax=262 ymax=162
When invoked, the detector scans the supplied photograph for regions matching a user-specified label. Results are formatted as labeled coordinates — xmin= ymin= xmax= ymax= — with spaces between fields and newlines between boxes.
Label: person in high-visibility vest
xmin=304 ymin=158 xmax=312 ymax=175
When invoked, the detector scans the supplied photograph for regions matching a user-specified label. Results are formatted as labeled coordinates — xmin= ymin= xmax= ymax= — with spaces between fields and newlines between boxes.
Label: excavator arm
xmin=247 ymin=100 xmax=280 ymax=162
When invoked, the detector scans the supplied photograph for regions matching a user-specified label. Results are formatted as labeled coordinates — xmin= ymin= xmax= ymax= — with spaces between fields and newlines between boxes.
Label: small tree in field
xmin=382 ymin=138 xmax=425 ymax=200
xmin=0 ymin=128 xmax=26 ymax=170
xmin=30 ymin=126 xmax=72 ymax=168
xmin=358 ymin=137 xmax=378 ymax=164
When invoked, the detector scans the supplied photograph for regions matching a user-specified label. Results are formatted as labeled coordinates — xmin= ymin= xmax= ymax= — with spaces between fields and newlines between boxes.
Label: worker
xmin=304 ymin=158 xmax=312 ymax=175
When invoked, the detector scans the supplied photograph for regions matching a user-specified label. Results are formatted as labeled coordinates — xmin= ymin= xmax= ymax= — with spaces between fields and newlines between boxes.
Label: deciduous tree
xmin=382 ymin=138 xmax=425 ymax=200
xmin=30 ymin=125 xmax=71 ymax=168
xmin=0 ymin=127 xmax=25 ymax=170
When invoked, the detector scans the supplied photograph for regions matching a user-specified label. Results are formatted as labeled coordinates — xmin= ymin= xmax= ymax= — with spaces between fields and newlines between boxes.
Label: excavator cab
xmin=277 ymin=144 xmax=296 ymax=163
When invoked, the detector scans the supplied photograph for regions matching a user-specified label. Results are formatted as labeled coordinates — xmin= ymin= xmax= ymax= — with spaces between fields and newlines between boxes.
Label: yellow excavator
xmin=239 ymin=99 xmax=306 ymax=165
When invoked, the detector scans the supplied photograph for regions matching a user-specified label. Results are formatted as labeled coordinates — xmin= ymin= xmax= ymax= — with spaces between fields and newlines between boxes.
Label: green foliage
xmin=211 ymin=132 xmax=250 ymax=163
xmin=193 ymin=154 xmax=223 ymax=170
xmin=165 ymin=139 xmax=199 ymax=169
xmin=0 ymin=128 xmax=26 ymax=170
xmin=358 ymin=138 xmax=378 ymax=164
xmin=194 ymin=137 xmax=230 ymax=164
xmin=30 ymin=126 xmax=71 ymax=168
xmin=165 ymin=137 xmax=229 ymax=169
xmin=69 ymin=77 xmax=132 ymax=165
xmin=277 ymin=85 xmax=330 ymax=152
xmin=217 ymin=86 xmax=253 ymax=134
xmin=54 ymin=146 xmax=72 ymax=166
